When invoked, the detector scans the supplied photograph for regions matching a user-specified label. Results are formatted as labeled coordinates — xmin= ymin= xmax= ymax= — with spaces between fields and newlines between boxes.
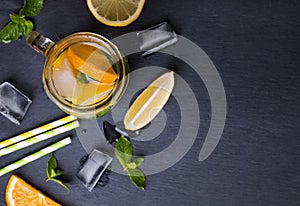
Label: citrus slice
xmin=86 ymin=0 xmax=146 ymax=27
xmin=73 ymin=81 xmax=114 ymax=105
xmin=6 ymin=175 xmax=61 ymax=206
xmin=52 ymin=51 xmax=79 ymax=77
xmin=67 ymin=43 xmax=117 ymax=84
xmin=124 ymin=71 xmax=175 ymax=131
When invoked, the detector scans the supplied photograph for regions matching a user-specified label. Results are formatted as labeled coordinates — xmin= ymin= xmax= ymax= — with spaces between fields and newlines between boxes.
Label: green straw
xmin=0 ymin=121 xmax=79 ymax=157
xmin=0 ymin=115 xmax=77 ymax=149
xmin=0 ymin=137 xmax=72 ymax=177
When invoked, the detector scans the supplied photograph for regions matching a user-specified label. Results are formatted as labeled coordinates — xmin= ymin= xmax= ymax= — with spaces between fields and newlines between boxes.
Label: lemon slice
xmin=86 ymin=0 xmax=146 ymax=27
xmin=74 ymin=81 xmax=114 ymax=105
xmin=124 ymin=71 xmax=175 ymax=131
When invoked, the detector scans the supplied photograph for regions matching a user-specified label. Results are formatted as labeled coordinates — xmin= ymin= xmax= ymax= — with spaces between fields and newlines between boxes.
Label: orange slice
xmin=52 ymin=51 xmax=79 ymax=77
xmin=67 ymin=43 xmax=117 ymax=84
xmin=6 ymin=175 xmax=61 ymax=206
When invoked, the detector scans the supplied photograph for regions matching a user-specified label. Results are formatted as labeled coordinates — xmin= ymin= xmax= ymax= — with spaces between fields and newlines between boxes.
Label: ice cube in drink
xmin=51 ymin=42 xmax=118 ymax=106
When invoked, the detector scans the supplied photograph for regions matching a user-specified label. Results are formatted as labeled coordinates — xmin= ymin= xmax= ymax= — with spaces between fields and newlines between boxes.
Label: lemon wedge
xmin=124 ymin=71 xmax=175 ymax=131
xmin=86 ymin=0 xmax=146 ymax=27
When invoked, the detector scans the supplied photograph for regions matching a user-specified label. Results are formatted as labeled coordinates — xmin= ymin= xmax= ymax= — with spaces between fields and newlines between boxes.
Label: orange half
xmin=6 ymin=175 xmax=61 ymax=206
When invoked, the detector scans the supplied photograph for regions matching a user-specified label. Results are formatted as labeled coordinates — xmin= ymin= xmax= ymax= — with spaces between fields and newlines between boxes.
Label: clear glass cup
xmin=26 ymin=31 xmax=129 ymax=118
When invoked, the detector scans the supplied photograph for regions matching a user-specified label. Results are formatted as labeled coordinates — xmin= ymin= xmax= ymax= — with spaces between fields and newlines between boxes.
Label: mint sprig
xmin=115 ymin=136 xmax=146 ymax=190
xmin=46 ymin=154 xmax=70 ymax=191
xmin=0 ymin=0 xmax=44 ymax=43
xmin=19 ymin=0 xmax=44 ymax=17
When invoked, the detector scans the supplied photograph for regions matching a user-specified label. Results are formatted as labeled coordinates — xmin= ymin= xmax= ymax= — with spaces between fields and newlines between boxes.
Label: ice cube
xmin=52 ymin=57 xmax=79 ymax=99
xmin=76 ymin=149 xmax=113 ymax=192
xmin=78 ymin=155 xmax=112 ymax=187
xmin=0 ymin=82 xmax=32 ymax=125
xmin=137 ymin=22 xmax=178 ymax=56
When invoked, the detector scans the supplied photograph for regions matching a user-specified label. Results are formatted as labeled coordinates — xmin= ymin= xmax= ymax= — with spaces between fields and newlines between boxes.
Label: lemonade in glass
xmin=27 ymin=31 xmax=129 ymax=118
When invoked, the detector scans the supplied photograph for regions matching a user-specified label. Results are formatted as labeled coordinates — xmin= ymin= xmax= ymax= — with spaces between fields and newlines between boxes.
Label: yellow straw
xmin=0 ymin=115 xmax=77 ymax=149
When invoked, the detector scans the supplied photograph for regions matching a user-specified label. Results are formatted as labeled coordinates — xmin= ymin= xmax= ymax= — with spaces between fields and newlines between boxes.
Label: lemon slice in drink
xmin=124 ymin=71 xmax=175 ymax=131
xmin=86 ymin=0 xmax=146 ymax=27
xmin=74 ymin=81 xmax=114 ymax=105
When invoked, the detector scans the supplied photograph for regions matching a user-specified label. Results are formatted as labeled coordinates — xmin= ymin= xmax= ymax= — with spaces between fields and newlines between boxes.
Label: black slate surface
xmin=0 ymin=0 xmax=300 ymax=205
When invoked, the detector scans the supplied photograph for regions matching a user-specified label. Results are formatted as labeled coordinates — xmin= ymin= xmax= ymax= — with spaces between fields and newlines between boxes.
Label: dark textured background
xmin=0 ymin=0 xmax=299 ymax=205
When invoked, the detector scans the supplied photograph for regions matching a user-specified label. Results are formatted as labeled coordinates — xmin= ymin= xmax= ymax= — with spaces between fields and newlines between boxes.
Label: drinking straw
xmin=0 ymin=121 xmax=79 ymax=157
xmin=0 ymin=137 xmax=72 ymax=177
xmin=0 ymin=115 xmax=77 ymax=149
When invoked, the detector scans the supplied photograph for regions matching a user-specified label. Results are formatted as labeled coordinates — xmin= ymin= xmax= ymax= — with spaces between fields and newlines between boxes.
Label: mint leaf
xmin=8 ymin=14 xmax=33 ymax=36
xmin=46 ymin=154 xmax=70 ymax=191
xmin=0 ymin=18 xmax=32 ymax=43
xmin=126 ymin=162 xmax=137 ymax=170
xmin=115 ymin=137 xmax=146 ymax=190
xmin=0 ymin=0 xmax=44 ymax=43
xmin=127 ymin=168 xmax=146 ymax=190
xmin=115 ymin=136 xmax=132 ymax=168
xmin=96 ymin=107 xmax=111 ymax=118
xmin=49 ymin=168 xmax=63 ymax=178
xmin=125 ymin=158 xmax=144 ymax=170
xmin=19 ymin=0 xmax=44 ymax=17
xmin=49 ymin=178 xmax=71 ymax=191
xmin=9 ymin=14 xmax=25 ymax=23
xmin=46 ymin=154 xmax=58 ymax=178
xmin=76 ymin=72 xmax=100 ymax=84
xmin=76 ymin=72 xmax=90 ymax=84
xmin=0 ymin=22 xmax=22 ymax=43
xmin=20 ymin=18 xmax=33 ymax=36
xmin=133 ymin=157 xmax=144 ymax=167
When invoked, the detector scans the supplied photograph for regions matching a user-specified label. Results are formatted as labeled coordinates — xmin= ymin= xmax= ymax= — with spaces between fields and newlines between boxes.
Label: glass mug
xmin=26 ymin=31 xmax=129 ymax=118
